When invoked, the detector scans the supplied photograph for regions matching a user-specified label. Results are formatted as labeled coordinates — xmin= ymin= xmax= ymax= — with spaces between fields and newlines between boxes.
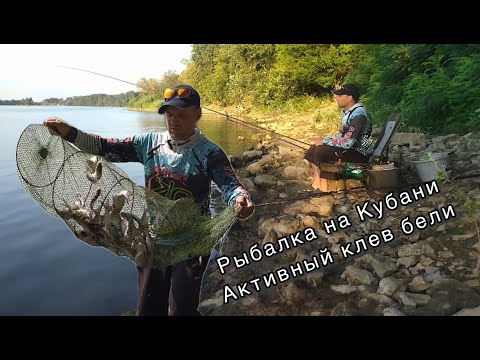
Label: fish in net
xmin=16 ymin=124 xmax=241 ymax=268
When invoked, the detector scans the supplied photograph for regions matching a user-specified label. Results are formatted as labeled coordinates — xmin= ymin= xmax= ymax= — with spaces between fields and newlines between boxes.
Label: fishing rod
xmin=255 ymin=186 xmax=367 ymax=207
xmin=255 ymin=172 xmax=480 ymax=207
xmin=58 ymin=66 xmax=310 ymax=150
xmin=201 ymin=106 xmax=310 ymax=150
xmin=57 ymin=66 xmax=139 ymax=87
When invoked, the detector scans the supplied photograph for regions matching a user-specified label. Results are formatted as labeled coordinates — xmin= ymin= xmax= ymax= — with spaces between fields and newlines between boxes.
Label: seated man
xmin=304 ymin=83 xmax=373 ymax=191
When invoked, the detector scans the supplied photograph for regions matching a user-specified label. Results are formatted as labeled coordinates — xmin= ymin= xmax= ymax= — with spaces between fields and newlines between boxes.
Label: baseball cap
xmin=332 ymin=83 xmax=360 ymax=100
xmin=158 ymin=84 xmax=201 ymax=114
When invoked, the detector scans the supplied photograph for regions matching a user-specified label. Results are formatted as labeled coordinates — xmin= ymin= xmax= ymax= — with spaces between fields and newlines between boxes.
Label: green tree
xmin=159 ymin=70 xmax=180 ymax=90
xmin=350 ymin=44 xmax=480 ymax=134
xmin=136 ymin=78 xmax=162 ymax=96
xmin=274 ymin=44 xmax=368 ymax=97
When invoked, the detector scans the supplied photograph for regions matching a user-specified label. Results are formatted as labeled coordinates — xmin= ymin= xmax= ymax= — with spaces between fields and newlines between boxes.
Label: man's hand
xmin=235 ymin=196 xmax=254 ymax=220
xmin=43 ymin=118 xmax=72 ymax=138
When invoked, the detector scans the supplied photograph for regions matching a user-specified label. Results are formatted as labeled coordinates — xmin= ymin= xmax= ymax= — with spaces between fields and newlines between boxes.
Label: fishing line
xmin=255 ymin=173 xmax=480 ymax=207
xmin=57 ymin=66 xmax=138 ymax=87
xmin=57 ymin=65 xmax=310 ymax=150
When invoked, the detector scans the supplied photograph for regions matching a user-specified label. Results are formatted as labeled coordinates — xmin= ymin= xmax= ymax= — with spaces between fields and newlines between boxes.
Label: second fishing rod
xmin=58 ymin=66 xmax=311 ymax=151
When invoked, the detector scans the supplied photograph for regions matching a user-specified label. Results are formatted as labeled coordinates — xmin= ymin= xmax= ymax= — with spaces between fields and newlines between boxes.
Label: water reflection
xmin=134 ymin=111 xmax=259 ymax=157
xmin=134 ymin=111 xmax=165 ymax=133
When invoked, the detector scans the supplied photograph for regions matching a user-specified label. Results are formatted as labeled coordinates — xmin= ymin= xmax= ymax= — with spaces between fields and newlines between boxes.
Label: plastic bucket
xmin=411 ymin=151 xmax=453 ymax=182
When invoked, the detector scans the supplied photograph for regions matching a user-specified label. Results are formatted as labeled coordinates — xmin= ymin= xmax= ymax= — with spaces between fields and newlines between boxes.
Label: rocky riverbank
xmin=198 ymin=130 xmax=480 ymax=316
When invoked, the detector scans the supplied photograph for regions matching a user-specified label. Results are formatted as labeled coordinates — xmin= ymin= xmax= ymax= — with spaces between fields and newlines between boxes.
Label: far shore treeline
xmin=3 ymin=44 xmax=479 ymax=135
xmin=0 ymin=92 xmax=138 ymax=107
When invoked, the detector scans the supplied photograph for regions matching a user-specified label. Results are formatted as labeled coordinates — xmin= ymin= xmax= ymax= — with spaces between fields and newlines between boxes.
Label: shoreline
xmin=199 ymin=103 xmax=339 ymax=145
xmin=127 ymin=107 xmax=157 ymax=113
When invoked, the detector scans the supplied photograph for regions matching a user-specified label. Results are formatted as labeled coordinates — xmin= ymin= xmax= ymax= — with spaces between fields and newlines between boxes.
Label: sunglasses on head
xmin=164 ymin=88 xmax=192 ymax=101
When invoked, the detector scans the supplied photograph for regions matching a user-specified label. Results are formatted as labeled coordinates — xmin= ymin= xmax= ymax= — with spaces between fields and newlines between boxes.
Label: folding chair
xmin=369 ymin=113 xmax=403 ymax=164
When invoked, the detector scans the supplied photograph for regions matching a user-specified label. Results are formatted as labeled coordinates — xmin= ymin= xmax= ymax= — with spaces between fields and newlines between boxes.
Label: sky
xmin=0 ymin=44 xmax=193 ymax=102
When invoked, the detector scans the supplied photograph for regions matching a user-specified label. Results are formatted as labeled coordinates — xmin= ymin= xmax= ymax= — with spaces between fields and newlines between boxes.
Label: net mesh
xmin=17 ymin=124 xmax=240 ymax=268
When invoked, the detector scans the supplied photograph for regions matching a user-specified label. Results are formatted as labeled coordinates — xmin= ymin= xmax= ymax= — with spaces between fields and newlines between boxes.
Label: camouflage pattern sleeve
xmin=65 ymin=127 xmax=141 ymax=163
xmin=207 ymin=147 xmax=250 ymax=206
xmin=322 ymin=115 xmax=368 ymax=149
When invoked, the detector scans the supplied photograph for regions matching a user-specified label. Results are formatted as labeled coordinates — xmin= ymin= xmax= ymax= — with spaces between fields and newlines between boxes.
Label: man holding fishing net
xmin=44 ymin=84 xmax=254 ymax=316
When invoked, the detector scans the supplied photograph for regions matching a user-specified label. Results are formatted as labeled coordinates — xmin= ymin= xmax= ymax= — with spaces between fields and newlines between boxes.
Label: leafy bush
xmin=350 ymin=45 xmax=480 ymax=135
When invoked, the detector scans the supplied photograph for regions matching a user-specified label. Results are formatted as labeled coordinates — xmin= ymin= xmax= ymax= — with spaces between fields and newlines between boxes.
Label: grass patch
xmin=437 ymin=235 xmax=450 ymax=247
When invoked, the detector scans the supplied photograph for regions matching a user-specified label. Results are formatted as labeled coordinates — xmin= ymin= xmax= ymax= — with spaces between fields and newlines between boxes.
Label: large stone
xmin=391 ymin=132 xmax=428 ymax=146
xmin=425 ymin=266 xmax=439 ymax=274
xmin=331 ymin=300 xmax=359 ymax=316
xmin=372 ymin=260 xmax=399 ymax=278
xmin=261 ymin=230 xmax=277 ymax=245
xmin=344 ymin=265 xmax=378 ymax=286
xmin=282 ymin=283 xmax=308 ymax=306
xmin=408 ymin=276 xmax=431 ymax=293
xmin=302 ymin=215 xmax=319 ymax=228
xmin=271 ymin=218 xmax=301 ymax=238
xmin=242 ymin=150 xmax=263 ymax=161
xmin=198 ymin=290 xmax=228 ymax=316
xmin=397 ymin=243 xmax=436 ymax=257
xmin=283 ymin=200 xmax=310 ymax=216
xmin=383 ymin=307 xmax=406 ymax=316
xmin=257 ymin=154 xmax=275 ymax=166
xmin=438 ymin=250 xmax=454 ymax=259
xmin=419 ymin=255 xmax=434 ymax=266
xmin=432 ymin=134 xmax=460 ymax=144
xmin=452 ymin=306 xmax=480 ymax=316
xmin=239 ymin=177 xmax=256 ymax=192
xmin=398 ymin=292 xmax=432 ymax=307
xmin=253 ymin=174 xmax=278 ymax=187
xmin=283 ymin=166 xmax=308 ymax=180
xmin=278 ymin=145 xmax=297 ymax=156
xmin=309 ymin=196 xmax=335 ymax=207
xmin=466 ymin=138 xmax=480 ymax=152
xmin=424 ymin=272 xmax=445 ymax=283
xmin=378 ymin=277 xmax=407 ymax=297
xmin=258 ymin=218 xmax=278 ymax=238
xmin=305 ymin=270 xmax=325 ymax=287
xmin=452 ymin=233 xmax=476 ymax=241
xmin=330 ymin=284 xmax=358 ymax=295
xmin=246 ymin=162 xmax=263 ymax=175
xmin=360 ymin=292 xmax=394 ymax=307
xmin=355 ymin=253 xmax=376 ymax=268
xmin=429 ymin=279 xmax=480 ymax=310
xmin=397 ymin=256 xmax=419 ymax=268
